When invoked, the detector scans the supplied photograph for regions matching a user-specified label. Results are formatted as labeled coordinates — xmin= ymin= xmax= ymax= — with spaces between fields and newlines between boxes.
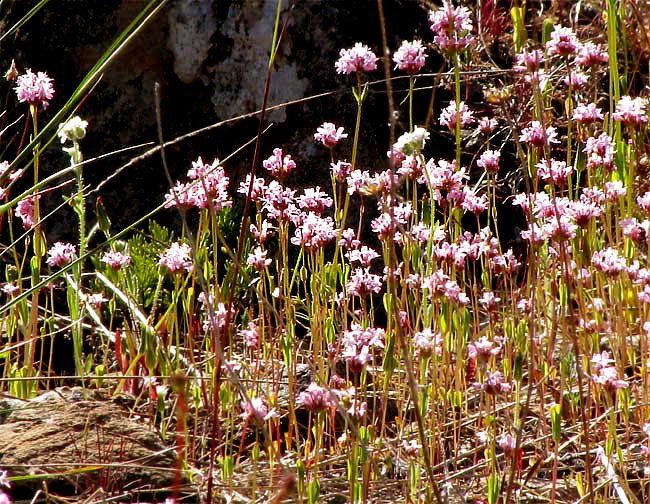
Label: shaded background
xmin=0 ymin=0 xmax=439 ymax=240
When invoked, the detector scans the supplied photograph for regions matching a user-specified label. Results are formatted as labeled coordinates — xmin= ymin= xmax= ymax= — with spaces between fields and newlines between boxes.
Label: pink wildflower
xmin=159 ymin=242 xmax=193 ymax=273
xmin=478 ymin=117 xmax=498 ymax=133
xmin=461 ymin=188 xmax=488 ymax=215
xmin=346 ymin=267 xmax=382 ymax=297
xmin=584 ymin=133 xmax=615 ymax=171
xmin=479 ymin=291 xmax=500 ymax=311
xmin=314 ymin=122 xmax=348 ymax=148
xmin=296 ymin=186 xmax=333 ymax=213
xmin=477 ymin=149 xmax=500 ymax=174
xmin=414 ymin=328 xmax=443 ymax=358
xmin=545 ymin=26 xmax=581 ymax=57
xmin=612 ymin=95 xmax=648 ymax=126
xmin=439 ymin=101 xmax=474 ymax=131
xmin=563 ymin=71 xmax=587 ymax=90
xmin=331 ymin=161 xmax=352 ymax=180
xmin=240 ymin=321 xmax=261 ymax=349
xmin=335 ymin=43 xmax=378 ymax=74
xmin=101 ymin=250 xmax=132 ymax=270
xmin=46 ymin=242 xmax=76 ymax=268
xmin=604 ymin=180 xmax=626 ymax=201
xmin=15 ymin=69 xmax=54 ymax=108
xmin=237 ymin=175 xmax=267 ymax=201
xmin=591 ymin=247 xmax=626 ymax=276
xmin=575 ymin=42 xmax=608 ymax=66
xmin=338 ymin=228 xmax=360 ymax=250
xmin=392 ymin=127 xmax=430 ymax=156
xmin=519 ymin=121 xmax=559 ymax=147
xmin=202 ymin=302 xmax=235 ymax=333
xmin=15 ymin=195 xmax=39 ymax=229
xmin=474 ymin=370 xmax=511 ymax=395
xmin=241 ymin=396 xmax=278 ymax=422
xmin=297 ymin=382 xmax=337 ymax=411
xmin=262 ymin=148 xmax=296 ymax=178
xmin=393 ymin=39 xmax=427 ymax=74
xmin=638 ymin=192 xmax=650 ymax=214
xmin=164 ymin=157 xmax=231 ymax=210
xmin=290 ymin=212 xmax=337 ymax=250
xmin=340 ymin=323 xmax=385 ymax=373
xmin=467 ymin=335 xmax=501 ymax=365
xmin=572 ymin=102 xmax=604 ymax=123
xmin=346 ymin=245 xmax=380 ymax=268
xmin=497 ymin=432 xmax=517 ymax=455
xmin=86 ymin=293 xmax=108 ymax=308
xmin=247 ymin=246 xmax=272 ymax=271
xmin=593 ymin=366 xmax=628 ymax=392
xmin=536 ymin=158 xmax=572 ymax=186
xmin=428 ymin=0 xmax=475 ymax=52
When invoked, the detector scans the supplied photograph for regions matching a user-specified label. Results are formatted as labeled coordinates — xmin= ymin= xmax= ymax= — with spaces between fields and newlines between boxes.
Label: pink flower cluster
xmin=393 ymin=40 xmax=427 ymax=74
xmin=101 ymin=250 xmax=132 ymax=270
xmin=314 ymin=122 xmax=348 ymax=148
xmin=439 ymin=101 xmax=474 ymax=131
xmin=339 ymin=323 xmax=385 ymax=373
xmin=241 ymin=396 xmax=278 ymax=422
xmin=159 ymin=242 xmax=193 ymax=273
xmin=428 ymin=0 xmax=474 ymax=52
xmin=15 ymin=195 xmax=38 ymax=229
xmin=15 ymin=69 xmax=55 ymax=108
xmin=297 ymin=382 xmax=337 ymax=412
xmin=335 ymin=43 xmax=378 ymax=74
xmin=263 ymin=148 xmax=296 ymax=179
xmin=164 ymin=157 xmax=231 ymax=211
xmin=46 ymin=242 xmax=76 ymax=268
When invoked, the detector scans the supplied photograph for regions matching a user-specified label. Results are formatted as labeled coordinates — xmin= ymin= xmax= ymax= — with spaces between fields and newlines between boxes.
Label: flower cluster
xmin=428 ymin=0 xmax=474 ymax=52
xmin=101 ymin=250 xmax=132 ymax=270
xmin=314 ymin=122 xmax=347 ymax=148
xmin=46 ymin=242 xmax=76 ymax=268
xmin=297 ymin=382 xmax=337 ymax=412
xmin=338 ymin=323 xmax=385 ymax=373
xmin=393 ymin=39 xmax=427 ymax=74
xmin=164 ymin=157 xmax=231 ymax=211
xmin=335 ymin=43 xmax=378 ymax=74
xmin=159 ymin=242 xmax=193 ymax=273
xmin=15 ymin=69 xmax=55 ymax=108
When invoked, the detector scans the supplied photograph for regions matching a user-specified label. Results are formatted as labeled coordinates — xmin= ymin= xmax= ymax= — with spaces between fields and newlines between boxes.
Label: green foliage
xmin=126 ymin=220 xmax=172 ymax=311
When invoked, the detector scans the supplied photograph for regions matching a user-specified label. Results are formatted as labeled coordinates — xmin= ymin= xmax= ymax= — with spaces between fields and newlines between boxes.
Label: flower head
xmin=297 ymin=382 xmax=337 ymax=411
xmin=241 ymin=396 xmax=278 ymax=422
xmin=612 ymin=95 xmax=648 ymax=126
xmin=263 ymin=148 xmax=296 ymax=178
xmin=15 ymin=69 xmax=54 ymax=107
xmin=429 ymin=1 xmax=475 ymax=52
xmin=247 ymin=246 xmax=272 ymax=271
xmin=314 ymin=122 xmax=347 ymax=148
xmin=15 ymin=195 xmax=37 ymax=229
xmin=392 ymin=127 xmax=430 ymax=157
xmin=477 ymin=149 xmax=500 ymax=174
xmin=46 ymin=242 xmax=76 ymax=268
xmin=439 ymin=101 xmax=474 ymax=131
xmin=545 ymin=26 xmax=581 ymax=57
xmin=393 ymin=39 xmax=427 ymax=74
xmin=335 ymin=43 xmax=378 ymax=74
xmin=101 ymin=250 xmax=132 ymax=270
xmin=58 ymin=116 xmax=88 ymax=143
xmin=519 ymin=121 xmax=559 ymax=147
xmin=159 ymin=242 xmax=193 ymax=273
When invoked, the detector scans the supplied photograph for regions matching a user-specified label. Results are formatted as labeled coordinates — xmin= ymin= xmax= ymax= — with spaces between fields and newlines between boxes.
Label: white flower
xmin=58 ymin=116 xmax=88 ymax=143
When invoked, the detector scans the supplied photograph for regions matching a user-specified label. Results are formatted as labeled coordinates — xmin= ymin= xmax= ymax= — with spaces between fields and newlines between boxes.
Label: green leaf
xmin=510 ymin=7 xmax=527 ymax=52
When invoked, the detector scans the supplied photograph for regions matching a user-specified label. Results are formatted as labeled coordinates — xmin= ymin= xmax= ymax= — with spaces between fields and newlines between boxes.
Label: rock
xmin=0 ymin=387 xmax=186 ymax=499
